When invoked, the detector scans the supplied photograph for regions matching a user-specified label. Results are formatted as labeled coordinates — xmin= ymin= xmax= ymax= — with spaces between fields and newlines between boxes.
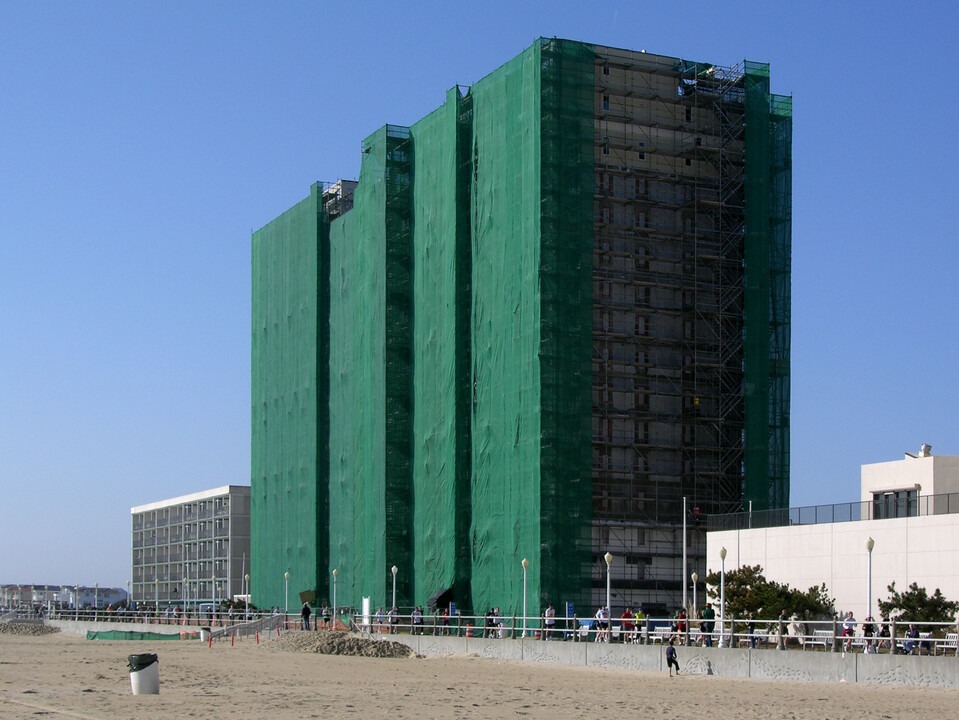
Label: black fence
xmin=707 ymin=491 xmax=959 ymax=532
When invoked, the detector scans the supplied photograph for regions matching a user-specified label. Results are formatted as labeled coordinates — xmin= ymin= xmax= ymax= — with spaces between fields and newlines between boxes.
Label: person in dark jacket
xmin=666 ymin=639 xmax=680 ymax=677
xmin=300 ymin=602 xmax=312 ymax=631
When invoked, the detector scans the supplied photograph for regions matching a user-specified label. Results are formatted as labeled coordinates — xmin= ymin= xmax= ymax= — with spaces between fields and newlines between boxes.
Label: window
xmin=685 ymin=158 xmax=692 ymax=167
xmin=603 ymin=64 xmax=610 ymax=76
xmin=685 ymin=107 xmax=692 ymax=123
xmin=873 ymin=489 xmax=918 ymax=519
xmin=635 ymin=247 xmax=649 ymax=270
xmin=602 ymin=94 xmax=610 ymax=111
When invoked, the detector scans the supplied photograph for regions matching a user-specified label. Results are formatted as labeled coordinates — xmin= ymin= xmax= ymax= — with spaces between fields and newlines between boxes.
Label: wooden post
xmin=831 ymin=617 xmax=839 ymax=653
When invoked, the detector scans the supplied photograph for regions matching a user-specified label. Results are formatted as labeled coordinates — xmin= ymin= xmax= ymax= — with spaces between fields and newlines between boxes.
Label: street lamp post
xmin=94 ymin=583 xmax=98 ymax=621
xmin=521 ymin=558 xmax=529 ymax=637
xmin=719 ymin=547 xmax=727 ymax=647
xmin=604 ymin=552 xmax=613 ymax=617
xmin=245 ymin=573 xmax=250 ymax=621
xmin=691 ymin=572 xmax=699 ymax=619
xmin=127 ymin=580 xmax=131 ymax=612
xmin=154 ymin=578 xmax=159 ymax=620
xmin=284 ymin=571 xmax=289 ymax=617
xmin=682 ymin=496 xmax=688 ymax=612
xmin=866 ymin=537 xmax=875 ymax=619
xmin=75 ymin=584 xmax=79 ymax=621
xmin=332 ymin=569 xmax=339 ymax=629
xmin=391 ymin=565 xmax=398 ymax=611
xmin=212 ymin=575 xmax=217 ymax=626
xmin=182 ymin=577 xmax=188 ymax=619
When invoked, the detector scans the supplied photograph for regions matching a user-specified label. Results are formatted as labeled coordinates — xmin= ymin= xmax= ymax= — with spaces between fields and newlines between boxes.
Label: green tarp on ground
xmin=87 ymin=631 xmax=189 ymax=641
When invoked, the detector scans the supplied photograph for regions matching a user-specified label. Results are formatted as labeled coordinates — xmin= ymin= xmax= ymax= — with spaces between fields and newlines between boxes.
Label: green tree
xmin=877 ymin=582 xmax=958 ymax=624
xmin=703 ymin=564 xmax=835 ymax=620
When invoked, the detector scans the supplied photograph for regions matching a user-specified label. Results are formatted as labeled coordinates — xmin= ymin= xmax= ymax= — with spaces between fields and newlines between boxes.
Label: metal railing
xmin=338 ymin=611 xmax=959 ymax=656
xmin=708 ymin=491 xmax=959 ymax=532
xmin=9 ymin=604 xmax=957 ymax=656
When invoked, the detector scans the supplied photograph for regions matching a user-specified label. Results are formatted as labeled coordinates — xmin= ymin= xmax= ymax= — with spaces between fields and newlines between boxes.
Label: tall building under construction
xmin=251 ymin=39 xmax=791 ymax=618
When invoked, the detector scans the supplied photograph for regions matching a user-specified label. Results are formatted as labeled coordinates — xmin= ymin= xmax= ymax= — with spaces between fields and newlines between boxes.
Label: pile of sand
xmin=267 ymin=630 xmax=417 ymax=658
xmin=0 ymin=622 xmax=60 ymax=637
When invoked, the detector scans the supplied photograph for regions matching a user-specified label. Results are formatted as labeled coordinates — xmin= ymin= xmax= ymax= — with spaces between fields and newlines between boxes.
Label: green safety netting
xmin=328 ymin=125 xmax=413 ymax=611
xmin=743 ymin=61 xmax=791 ymax=511
xmin=87 ymin=631 xmax=186 ymax=641
xmin=251 ymin=185 xmax=329 ymax=610
xmin=409 ymin=88 xmax=473 ymax=611
xmin=468 ymin=38 xmax=594 ymax=618
xmin=767 ymin=93 xmax=792 ymax=510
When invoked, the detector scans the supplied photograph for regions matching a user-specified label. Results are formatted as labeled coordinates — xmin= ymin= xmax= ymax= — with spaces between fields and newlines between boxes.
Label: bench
xmin=738 ymin=628 xmax=770 ymax=648
xmin=806 ymin=629 xmax=832 ymax=651
xmin=938 ymin=633 xmax=958 ymax=656
xmin=847 ymin=634 xmax=874 ymax=652
xmin=650 ymin=626 xmax=671 ymax=644
xmin=902 ymin=631 xmax=934 ymax=655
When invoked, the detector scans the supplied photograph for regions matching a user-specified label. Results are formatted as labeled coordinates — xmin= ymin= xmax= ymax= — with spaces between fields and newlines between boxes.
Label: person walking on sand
xmin=666 ymin=639 xmax=680 ymax=677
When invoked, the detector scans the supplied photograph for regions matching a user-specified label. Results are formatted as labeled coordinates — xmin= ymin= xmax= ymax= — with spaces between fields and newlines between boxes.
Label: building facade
xmin=252 ymin=38 xmax=790 ymax=617
xmin=131 ymin=486 xmax=251 ymax=609
xmin=706 ymin=448 xmax=959 ymax=619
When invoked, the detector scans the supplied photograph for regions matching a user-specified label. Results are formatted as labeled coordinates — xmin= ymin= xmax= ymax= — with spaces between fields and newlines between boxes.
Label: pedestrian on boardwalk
xmin=300 ymin=602 xmax=312 ymax=631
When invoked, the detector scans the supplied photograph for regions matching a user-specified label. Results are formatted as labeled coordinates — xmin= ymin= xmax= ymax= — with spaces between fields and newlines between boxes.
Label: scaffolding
xmin=588 ymin=45 xmax=787 ymax=611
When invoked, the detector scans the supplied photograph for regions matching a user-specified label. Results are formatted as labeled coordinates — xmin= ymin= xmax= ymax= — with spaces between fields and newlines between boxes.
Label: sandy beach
xmin=1 ymin=629 xmax=957 ymax=719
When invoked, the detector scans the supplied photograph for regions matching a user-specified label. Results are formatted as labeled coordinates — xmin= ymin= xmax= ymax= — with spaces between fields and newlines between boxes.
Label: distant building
xmin=707 ymin=446 xmax=959 ymax=617
xmin=0 ymin=585 xmax=34 ymax=608
xmin=0 ymin=584 xmax=126 ymax=609
xmin=131 ymin=486 xmax=250 ymax=608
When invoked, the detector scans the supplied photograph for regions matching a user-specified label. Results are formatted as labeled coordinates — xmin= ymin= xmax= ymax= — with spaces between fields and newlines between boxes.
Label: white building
xmin=706 ymin=446 xmax=959 ymax=619
xmin=131 ymin=486 xmax=250 ymax=609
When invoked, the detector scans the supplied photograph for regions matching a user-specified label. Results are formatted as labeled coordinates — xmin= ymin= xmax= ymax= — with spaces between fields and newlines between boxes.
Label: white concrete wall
xmin=378 ymin=634 xmax=959 ymax=687
xmin=707 ymin=513 xmax=959 ymax=619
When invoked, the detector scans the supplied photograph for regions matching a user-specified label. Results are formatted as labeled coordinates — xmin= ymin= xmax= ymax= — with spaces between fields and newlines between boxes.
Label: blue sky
xmin=2 ymin=1 xmax=957 ymax=590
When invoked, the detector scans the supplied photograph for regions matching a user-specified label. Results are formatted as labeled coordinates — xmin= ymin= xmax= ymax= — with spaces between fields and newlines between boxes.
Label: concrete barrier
xmin=750 ymin=648 xmax=854 ymax=683
xmin=49 ymin=619 xmax=205 ymax=636
xmin=857 ymin=653 xmax=959 ymax=687
xmin=671 ymin=646 xmax=751 ymax=679
xmin=586 ymin=642 xmax=661 ymax=671
xmin=523 ymin=639 xmax=587 ymax=666
xmin=369 ymin=634 xmax=959 ymax=687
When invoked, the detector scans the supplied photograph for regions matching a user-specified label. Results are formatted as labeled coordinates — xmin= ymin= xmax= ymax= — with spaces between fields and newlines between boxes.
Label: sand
xmin=1 ymin=629 xmax=956 ymax=719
